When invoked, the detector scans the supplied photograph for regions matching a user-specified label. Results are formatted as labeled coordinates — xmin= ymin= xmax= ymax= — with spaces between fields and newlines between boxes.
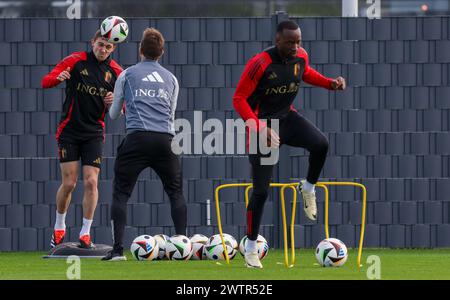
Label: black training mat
xmin=43 ymin=242 xmax=112 ymax=259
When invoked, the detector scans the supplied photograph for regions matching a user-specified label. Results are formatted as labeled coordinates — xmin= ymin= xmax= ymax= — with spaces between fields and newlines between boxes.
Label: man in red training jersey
xmin=233 ymin=20 xmax=346 ymax=268
xmin=42 ymin=30 xmax=122 ymax=249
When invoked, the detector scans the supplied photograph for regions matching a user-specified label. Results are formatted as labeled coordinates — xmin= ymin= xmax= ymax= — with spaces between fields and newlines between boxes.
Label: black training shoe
xmin=102 ymin=248 xmax=127 ymax=261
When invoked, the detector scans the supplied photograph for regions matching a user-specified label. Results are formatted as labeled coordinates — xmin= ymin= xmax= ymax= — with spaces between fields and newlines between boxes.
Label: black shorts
xmin=58 ymin=139 xmax=104 ymax=168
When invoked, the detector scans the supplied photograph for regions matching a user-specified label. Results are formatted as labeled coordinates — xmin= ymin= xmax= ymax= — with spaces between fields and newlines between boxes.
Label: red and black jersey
xmin=233 ymin=46 xmax=333 ymax=132
xmin=42 ymin=51 xmax=122 ymax=142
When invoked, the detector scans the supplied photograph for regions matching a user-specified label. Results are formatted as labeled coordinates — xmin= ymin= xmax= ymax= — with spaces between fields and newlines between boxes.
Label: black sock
xmin=171 ymin=200 xmax=187 ymax=235
xmin=247 ymin=191 xmax=268 ymax=240
xmin=111 ymin=191 xmax=128 ymax=249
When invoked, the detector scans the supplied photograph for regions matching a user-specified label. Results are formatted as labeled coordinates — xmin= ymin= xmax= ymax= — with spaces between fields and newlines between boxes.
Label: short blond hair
xmin=140 ymin=28 xmax=165 ymax=60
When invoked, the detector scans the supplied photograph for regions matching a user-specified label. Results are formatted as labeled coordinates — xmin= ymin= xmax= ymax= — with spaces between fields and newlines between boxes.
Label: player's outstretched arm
xmin=299 ymin=48 xmax=338 ymax=90
xmin=41 ymin=52 xmax=83 ymax=89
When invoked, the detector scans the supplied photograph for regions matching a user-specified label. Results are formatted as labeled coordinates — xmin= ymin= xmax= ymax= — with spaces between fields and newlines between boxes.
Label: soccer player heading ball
xmin=42 ymin=30 xmax=122 ymax=249
xmin=233 ymin=20 xmax=346 ymax=268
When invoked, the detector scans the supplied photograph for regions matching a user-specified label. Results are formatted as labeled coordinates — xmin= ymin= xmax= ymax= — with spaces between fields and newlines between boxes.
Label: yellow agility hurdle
xmin=214 ymin=181 xmax=367 ymax=268
xmin=244 ymin=183 xmax=299 ymax=268
xmin=314 ymin=182 xmax=367 ymax=268
xmin=214 ymin=183 xmax=298 ymax=268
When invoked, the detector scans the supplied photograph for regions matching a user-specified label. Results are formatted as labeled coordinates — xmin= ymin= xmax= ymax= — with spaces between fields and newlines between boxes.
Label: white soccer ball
xmin=190 ymin=234 xmax=209 ymax=260
xmin=165 ymin=234 xmax=193 ymax=261
xmin=100 ymin=16 xmax=129 ymax=44
xmin=238 ymin=235 xmax=269 ymax=260
xmin=130 ymin=235 xmax=159 ymax=261
xmin=154 ymin=234 xmax=169 ymax=260
xmin=204 ymin=233 xmax=238 ymax=261
xmin=315 ymin=238 xmax=348 ymax=267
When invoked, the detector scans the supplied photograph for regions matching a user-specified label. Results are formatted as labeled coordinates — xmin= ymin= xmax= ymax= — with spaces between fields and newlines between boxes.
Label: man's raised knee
xmin=314 ymin=136 xmax=329 ymax=153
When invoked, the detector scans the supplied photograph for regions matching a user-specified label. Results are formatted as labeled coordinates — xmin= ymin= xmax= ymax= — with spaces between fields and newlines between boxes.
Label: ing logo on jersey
xmin=76 ymin=83 xmax=108 ymax=97
xmin=265 ymin=82 xmax=299 ymax=95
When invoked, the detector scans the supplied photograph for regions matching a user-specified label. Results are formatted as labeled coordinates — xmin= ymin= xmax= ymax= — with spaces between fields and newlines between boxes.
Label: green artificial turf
xmin=1 ymin=248 xmax=449 ymax=280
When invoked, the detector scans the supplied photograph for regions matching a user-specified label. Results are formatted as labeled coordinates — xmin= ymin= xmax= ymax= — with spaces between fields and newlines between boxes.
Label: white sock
xmin=54 ymin=211 xmax=66 ymax=230
xmin=302 ymin=180 xmax=315 ymax=194
xmin=246 ymin=239 xmax=257 ymax=253
xmin=79 ymin=218 xmax=93 ymax=237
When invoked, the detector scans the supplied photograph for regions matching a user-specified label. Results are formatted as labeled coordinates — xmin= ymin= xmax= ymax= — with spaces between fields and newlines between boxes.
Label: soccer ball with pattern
xmin=154 ymin=234 xmax=169 ymax=260
xmin=238 ymin=235 xmax=269 ymax=260
xmin=204 ymin=233 xmax=238 ymax=260
xmin=190 ymin=234 xmax=209 ymax=260
xmin=100 ymin=16 xmax=129 ymax=44
xmin=315 ymin=238 xmax=348 ymax=267
xmin=130 ymin=235 xmax=159 ymax=261
xmin=165 ymin=234 xmax=193 ymax=260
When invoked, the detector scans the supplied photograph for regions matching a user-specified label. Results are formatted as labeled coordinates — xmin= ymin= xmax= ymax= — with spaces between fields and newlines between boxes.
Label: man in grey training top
xmin=102 ymin=28 xmax=187 ymax=261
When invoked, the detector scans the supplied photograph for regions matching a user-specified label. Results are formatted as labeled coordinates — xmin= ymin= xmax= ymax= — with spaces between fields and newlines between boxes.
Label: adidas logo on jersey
xmin=268 ymin=72 xmax=277 ymax=80
xmin=142 ymin=71 xmax=164 ymax=83
xmin=80 ymin=69 xmax=89 ymax=76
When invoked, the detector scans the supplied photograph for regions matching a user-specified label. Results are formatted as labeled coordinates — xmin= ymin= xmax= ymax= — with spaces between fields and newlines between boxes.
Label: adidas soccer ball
xmin=315 ymin=238 xmax=348 ymax=267
xmin=165 ymin=234 xmax=193 ymax=260
xmin=239 ymin=235 xmax=269 ymax=260
xmin=190 ymin=234 xmax=209 ymax=260
xmin=154 ymin=234 xmax=169 ymax=260
xmin=100 ymin=16 xmax=129 ymax=44
xmin=130 ymin=235 xmax=159 ymax=261
xmin=204 ymin=233 xmax=238 ymax=260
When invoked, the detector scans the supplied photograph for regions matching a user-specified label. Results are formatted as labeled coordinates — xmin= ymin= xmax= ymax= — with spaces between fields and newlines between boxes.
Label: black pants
xmin=247 ymin=111 xmax=329 ymax=240
xmin=111 ymin=131 xmax=187 ymax=249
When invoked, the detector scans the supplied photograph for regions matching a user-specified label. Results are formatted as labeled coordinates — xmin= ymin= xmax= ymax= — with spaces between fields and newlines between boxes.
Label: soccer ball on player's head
xmin=238 ymin=235 xmax=269 ymax=260
xmin=315 ymin=238 xmax=348 ymax=267
xmin=154 ymin=234 xmax=170 ymax=260
xmin=190 ymin=234 xmax=209 ymax=260
xmin=165 ymin=234 xmax=193 ymax=260
xmin=130 ymin=235 xmax=159 ymax=261
xmin=100 ymin=16 xmax=129 ymax=44
xmin=204 ymin=233 xmax=238 ymax=260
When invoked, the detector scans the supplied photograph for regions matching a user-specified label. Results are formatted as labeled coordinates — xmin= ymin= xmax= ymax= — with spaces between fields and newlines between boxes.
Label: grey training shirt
xmin=109 ymin=59 xmax=179 ymax=136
